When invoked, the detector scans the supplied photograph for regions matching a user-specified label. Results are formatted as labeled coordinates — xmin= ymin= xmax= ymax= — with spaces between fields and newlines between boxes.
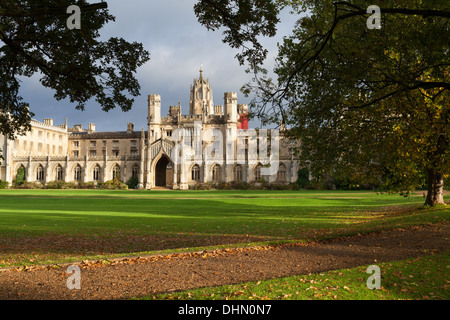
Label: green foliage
xmin=296 ymin=167 xmax=310 ymax=188
xmin=0 ymin=179 xmax=8 ymax=189
xmin=97 ymin=178 xmax=128 ymax=190
xmin=195 ymin=0 xmax=449 ymax=205
xmin=0 ymin=0 xmax=150 ymax=138
xmin=13 ymin=166 xmax=26 ymax=186
xmin=126 ymin=176 xmax=139 ymax=189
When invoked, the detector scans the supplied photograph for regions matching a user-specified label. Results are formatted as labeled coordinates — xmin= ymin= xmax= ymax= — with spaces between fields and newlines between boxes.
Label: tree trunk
xmin=424 ymin=168 xmax=445 ymax=206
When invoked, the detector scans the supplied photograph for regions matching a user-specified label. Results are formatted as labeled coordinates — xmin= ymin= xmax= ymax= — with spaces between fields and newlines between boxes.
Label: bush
xmin=0 ymin=180 xmax=9 ymax=189
xmin=126 ymin=177 xmax=139 ymax=189
xmin=98 ymin=178 xmax=128 ymax=190
xmin=13 ymin=166 xmax=26 ymax=186
xmin=14 ymin=181 xmax=43 ymax=189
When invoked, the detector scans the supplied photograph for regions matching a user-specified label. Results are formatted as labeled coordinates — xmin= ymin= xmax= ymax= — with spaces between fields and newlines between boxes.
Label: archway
xmin=154 ymin=155 xmax=173 ymax=188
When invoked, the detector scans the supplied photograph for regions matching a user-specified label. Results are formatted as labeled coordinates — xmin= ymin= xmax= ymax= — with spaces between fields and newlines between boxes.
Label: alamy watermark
xmin=66 ymin=265 xmax=81 ymax=290
xmin=66 ymin=5 xmax=81 ymax=30
xmin=366 ymin=265 xmax=381 ymax=289
xmin=367 ymin=5 xmax=382 ymax=30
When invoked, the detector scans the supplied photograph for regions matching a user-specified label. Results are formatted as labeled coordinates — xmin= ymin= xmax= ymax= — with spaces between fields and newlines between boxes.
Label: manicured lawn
xmin=0 ymin=189 xmax=448 ymax=268
xmin=142 ymin=251 xmax=450 ymax=300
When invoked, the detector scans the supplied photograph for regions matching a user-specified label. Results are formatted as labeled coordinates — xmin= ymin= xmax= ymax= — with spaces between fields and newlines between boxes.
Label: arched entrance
xmin=154 ymin=155 xmax=173 ymax=188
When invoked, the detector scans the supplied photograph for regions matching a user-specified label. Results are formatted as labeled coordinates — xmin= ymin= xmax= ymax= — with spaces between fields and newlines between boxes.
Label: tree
xmin=194 ymin=0 xmax=449 ymax=206
xmin=0 ymin=0 xmax=150 ymax=139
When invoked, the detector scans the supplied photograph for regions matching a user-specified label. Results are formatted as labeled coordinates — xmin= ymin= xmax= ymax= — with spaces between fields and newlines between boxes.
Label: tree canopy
xmin=195 ymin=0 xmax=449 ymax=205
xmin=0 ymin=0 xmax=150 ymax=139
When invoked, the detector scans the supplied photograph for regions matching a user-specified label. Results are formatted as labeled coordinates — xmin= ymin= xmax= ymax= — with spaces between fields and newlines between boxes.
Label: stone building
xmin=0 ymin=68 xmax=299 ymax=189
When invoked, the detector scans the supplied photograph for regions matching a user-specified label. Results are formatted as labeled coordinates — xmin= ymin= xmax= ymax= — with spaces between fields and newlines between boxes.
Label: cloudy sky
xmin=19 ymin=0 xmax=298 ymax=132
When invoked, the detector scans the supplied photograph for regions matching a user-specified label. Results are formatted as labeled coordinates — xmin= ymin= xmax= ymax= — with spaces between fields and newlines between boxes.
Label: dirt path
xmin=0 ymin=222 xmax=448 ymax=300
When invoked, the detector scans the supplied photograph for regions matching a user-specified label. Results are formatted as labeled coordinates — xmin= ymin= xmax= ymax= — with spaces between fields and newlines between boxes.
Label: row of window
xmin=28 ymin=164 xmax=140 ymax=182
xmin=72 ymin=140 xmax=138 ymax=148
xmin=71 ymin=150 xmax=139 ymax=157
xmin=190 ymin=163 xmax=288 ymax=182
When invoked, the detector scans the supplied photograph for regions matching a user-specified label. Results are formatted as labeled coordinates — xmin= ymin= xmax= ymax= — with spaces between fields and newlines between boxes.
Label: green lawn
xmin=0 ymin=189 xmax=448 ymax=268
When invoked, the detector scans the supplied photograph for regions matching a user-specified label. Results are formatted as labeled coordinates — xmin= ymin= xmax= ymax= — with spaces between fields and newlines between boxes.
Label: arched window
xmin=233 ymin=165 xmax=243 ymax=181
xmin=55 ymin=165 xmax=64 ymax=181
xmin=36 ymin=165 xmax=45 ymax=181
xmin=74 ymin=165 xmax=82 ymax=181
xmin=212 ymin=164 xmax=221 ymax=182
xmin=112 ymin=165 xmax=120 ymax=180
xmin=254 ymin=163 xmax=262 ymax=181
xmin=191 ymin=164 xmax=200 ymax=182
xmin=277 ymin=163 xmax=287 ymax=182
xmin=93 ymin=165 xmax=101 ymax=181
xmin=132 ymin=165 xmax=139 ymax=179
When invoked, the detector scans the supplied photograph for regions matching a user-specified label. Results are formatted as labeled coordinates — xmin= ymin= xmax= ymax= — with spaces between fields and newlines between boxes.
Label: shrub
xmin=98 ymin=178 xmax=128 ymax=190
xmin=15 ymin=181 xmax=43 ymax=189
xmin=13 ymin=166 xmax=26 ymax=186
xmin=126 ymin=177 xmax=139 ymax=189
xmin=0 ymin=180 xmax=9 ymax=189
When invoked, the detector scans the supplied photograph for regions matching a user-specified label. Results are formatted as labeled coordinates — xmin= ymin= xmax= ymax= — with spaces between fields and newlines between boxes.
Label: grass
xmin=142 ymin=251 xmax=450 ymax=300
xmin=0 ymin=189 xmax=448 ymax=268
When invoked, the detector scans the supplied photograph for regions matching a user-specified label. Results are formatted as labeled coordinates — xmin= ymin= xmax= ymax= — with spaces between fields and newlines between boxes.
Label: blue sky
xmin=19 ymin=0 xmax=298 ymax=132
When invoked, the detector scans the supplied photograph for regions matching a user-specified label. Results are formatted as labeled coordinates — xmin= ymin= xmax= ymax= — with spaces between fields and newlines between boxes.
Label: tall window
xmin=233 ymin=165 xmax=243 ymax=181
xmin=254 ymin=163 xmax=262 ymax=181
xmin=56 ymin=165 xmax=63 ymax=181
xmin=93 ymin=165 xmax=101 ymax=181
xmin=36 ymin=165 xmax=45 ymax=181
xmin=277 ymin=163 xmax=287 ymax=182
xmin=212 ymin=164 xmax=221 ymax=182
xmin=132 ymin=165 xmax=139 ymax=179
xmin=191 ymin=164 xmax=200 ymax=182
xmin=112 ymin=165 xmax=120 ymax=180
xmin=74 ymin=165 xmax=82 ymax=181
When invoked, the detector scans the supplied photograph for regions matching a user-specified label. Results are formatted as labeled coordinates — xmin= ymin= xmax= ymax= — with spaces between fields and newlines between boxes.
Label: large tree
xmin=0 ymin=0 xmax=150 ymax=139
xmin=194 ymin=0 xmax=449 ymax=206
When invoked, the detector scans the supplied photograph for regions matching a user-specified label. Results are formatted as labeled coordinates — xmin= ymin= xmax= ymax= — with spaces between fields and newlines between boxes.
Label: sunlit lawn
xmin=0 ymin=189 xmax=448 ymax=268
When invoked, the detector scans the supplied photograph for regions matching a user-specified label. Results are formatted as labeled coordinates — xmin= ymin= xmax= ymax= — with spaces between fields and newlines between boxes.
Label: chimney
xmin=127 ymin=123 xmax=134 ymax=133
xmin=88 ymin=123 xmax=96 ymax=133
xmin=43 ymin=119 xmax=54 ymax=127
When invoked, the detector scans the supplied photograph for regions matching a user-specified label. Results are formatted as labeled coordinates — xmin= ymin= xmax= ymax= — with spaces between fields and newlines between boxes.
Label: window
xmin=59 ymin=146 xmax=63 ymax=155
xmin=90 ymin=150 xmax=97 ymax=157
xmin=254 ymin=164 xmax=262 ymax=181
xmin=112 ymin=165 xmax=120 ymax=180
xmin=90 ymin=141 xmax=96 ymax=148
xmin=56 ymin=165 xmax=63 ymax=181
xmin=59 ymin=135 xmax=63 ymax=142
xmin=277 ymin=163 xmax=287 ymax=182
xmin=36 ymin=165 xmax=45 ymax=181
xmin=73 ymin=141 xmax=79 ymax=148
xmin=130 ymin=150 xmax=138 ymax=157
xmin=74 ymin=165 xmax=82 ymax=181
xmin=113 ymin=140 xmax=119 ymax=148
xmin=212 ymin=164 xmax=221 ymax=182
xmin=38 ymin=131 xmax=43 ymax=138
xmin=130 ymin=140 xmax=137 ymax=148
xmin=233 ymin=165 xmax=243 ymax=181
xmin=132 ymin=166 xmax=139 ymax=179
xmin=112 ymin=150 xmax=119 ymax=157
xmin=93 ymin=165 xmax=101 ymax=181
xmin=38 ymin=143 xmax=42 ymax=153
xmin=73 ymin=150 xmax=79 ymax=157
xmin=191 ymin=164 xmax=200 ymax=182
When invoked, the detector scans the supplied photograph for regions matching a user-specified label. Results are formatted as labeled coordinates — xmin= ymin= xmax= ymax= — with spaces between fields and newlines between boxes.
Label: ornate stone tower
xmin=148 ymin=94 xmax=161 ymax=143
xmin=189 ymin=66 xmax=214 ymax=115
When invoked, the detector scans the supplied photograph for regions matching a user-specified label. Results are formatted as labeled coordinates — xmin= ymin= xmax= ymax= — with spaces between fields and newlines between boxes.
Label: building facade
xmin=0 ymin=68 xmax=299 ymax=189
